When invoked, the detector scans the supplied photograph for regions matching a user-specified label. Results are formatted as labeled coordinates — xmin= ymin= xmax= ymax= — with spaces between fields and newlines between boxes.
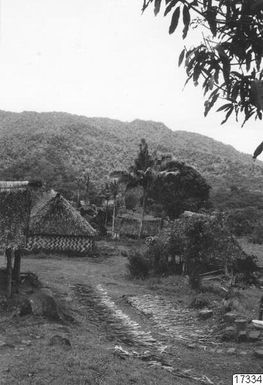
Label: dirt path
xmin=0 ymin=242 xmax=262 ymax=384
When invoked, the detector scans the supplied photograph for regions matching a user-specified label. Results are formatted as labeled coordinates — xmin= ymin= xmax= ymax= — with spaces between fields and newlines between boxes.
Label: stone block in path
xmin=254 ymin=347 xmax=263 ymax=358
xmin=198 ymin=309 xmax=213 ymax=320
xmin=237 ymin=330 xmax=247 ymax=342
xmin=224 ymin=312 xmax=237 ymax=323
xmin=248 ymin=330 xmax=261 ymax=342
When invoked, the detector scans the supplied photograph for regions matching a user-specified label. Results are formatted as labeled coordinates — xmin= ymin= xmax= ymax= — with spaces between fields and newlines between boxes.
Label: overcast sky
xmin=0 ymin=0 xmax=262 ymax=156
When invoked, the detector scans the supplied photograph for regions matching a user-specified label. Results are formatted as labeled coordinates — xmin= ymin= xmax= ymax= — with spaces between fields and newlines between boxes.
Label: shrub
xmin=146 ymin=239 xmax=169 ymax=275
xmin=225 ymin=207 xmax=259 ymax=236
xmin=148 ymin=159 xmax=211 ymax=219
xmin=139 ymin=213 xmax=258 ymax=288
xmin=145 ymin=236 xmax=185 ymax=276
xmin=146 ymin=214 xmax=252 ymax=277
xmin=148 ymin=202 xmax=165 ymax=218
xmin=190 ymin=293 xmax=211 ymax=309
xmin=249 ymin=222 xmax=263 ymax=244
xmin=232 ymin=254 xmax=259 ymax=285
xmin=127 ymin=250 xmax=149 ymax=279
xmin=125 ymin=192 xmax=138 ymax=210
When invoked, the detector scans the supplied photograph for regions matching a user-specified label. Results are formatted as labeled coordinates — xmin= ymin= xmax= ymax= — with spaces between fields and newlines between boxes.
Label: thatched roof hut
xmin=0 ymin=181 xmax=33 ymax=249
xmin=154 ymin=213 xmax=254 ymax=275
xmin=115 ymin=212 xmax=162 ymax=238
xmin=28 ymin=193 xmax=96 ymax=254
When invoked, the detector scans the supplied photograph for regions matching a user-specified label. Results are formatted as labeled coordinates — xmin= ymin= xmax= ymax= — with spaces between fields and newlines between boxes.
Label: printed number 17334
xmin=233 ymin=374 xmax=263 ymax=384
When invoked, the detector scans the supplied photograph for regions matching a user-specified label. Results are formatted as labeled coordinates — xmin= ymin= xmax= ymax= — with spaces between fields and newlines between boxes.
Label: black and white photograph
xmin=0 ymin=1 xmax=263 ymax=384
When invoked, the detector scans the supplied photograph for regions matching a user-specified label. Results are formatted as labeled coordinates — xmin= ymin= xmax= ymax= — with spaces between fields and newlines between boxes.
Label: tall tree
xmin=111 ymin=139 xmax=156 ymax=238
xmin=132 ymin=138 xmax=154 ymax=173
xmin=102 ymin=183 xmax=111 ymax=226
xmin=130 ymin=139 xmax=156 ymax=238
xmin=149 ymin=157 xmax=211 ymax=218
xmin=142 ymin=1 xmax=263 ymax=126
xmin=109 ymin=179 xmax=119 ymax=236
xmin=83 ymin=171 xmax=90 ymax=203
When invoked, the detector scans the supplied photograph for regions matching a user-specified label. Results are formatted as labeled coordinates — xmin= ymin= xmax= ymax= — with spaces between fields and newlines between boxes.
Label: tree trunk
xmin=112 ymin=199 xmax=116 ymax=236
xmin=77 ymin=185 xmax=80 ymax=207
xmin=105 ymin=200 xmax=109 ymax=226
xmin=139 ymin=190 xmax=146 ymax=239
xmin=13 ymin=249 xmax=21 ymax=293
xmin=224 ymin=256 xmax=229 ymax=277
xmin=86 ymin=176 xmax=90 ymax=204
xmin=259 ymin=296 xmax=263 ymax=320
xmin=6 ymin=248 xmax=12 ymax=298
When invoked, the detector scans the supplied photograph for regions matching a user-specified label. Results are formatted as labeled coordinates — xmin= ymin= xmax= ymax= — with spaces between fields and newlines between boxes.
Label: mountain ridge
xmin=0 ymin=110 xmax=262 ymax=198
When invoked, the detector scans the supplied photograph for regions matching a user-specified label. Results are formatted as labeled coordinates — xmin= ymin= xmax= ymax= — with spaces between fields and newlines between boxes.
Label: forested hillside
xmin=0 ymin=110 xmax=262 ymax=204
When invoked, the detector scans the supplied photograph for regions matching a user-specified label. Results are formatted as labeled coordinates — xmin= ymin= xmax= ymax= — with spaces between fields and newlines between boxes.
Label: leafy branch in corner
xmin=142 ymin=0 xmax=263 ymax=126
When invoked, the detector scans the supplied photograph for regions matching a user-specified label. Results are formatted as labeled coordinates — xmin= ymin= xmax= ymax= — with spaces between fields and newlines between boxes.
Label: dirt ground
xmin=0 ymin=238 xmax=263 ymax=385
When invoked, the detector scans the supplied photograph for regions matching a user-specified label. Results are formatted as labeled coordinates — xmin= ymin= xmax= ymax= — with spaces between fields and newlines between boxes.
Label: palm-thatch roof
xmin=29 ymin=193 xmax=96 ymax=237
xmin=30 ymin=189 xmax=57 ymax=217
xmin=0 ymin=180 xmax=42 ymax=191
xmin=0 ymin=181 xmax=33 ymax=248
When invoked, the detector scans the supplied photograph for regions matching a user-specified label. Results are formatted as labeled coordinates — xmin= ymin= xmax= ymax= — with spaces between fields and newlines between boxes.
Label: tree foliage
xmin=143 ymin=0 xmax=263 ymax=125
xmin=147 ymin=214 xmax=257 ymax=280
xmin=128 ymin=139 xmax=156 ymax=237
xmin=132 ymin=138 xmax=154 ymax=173
xmin=113 ymin=142 xmax=210 ymax=219
xmin=149 ymin=158 xmax=211 ymax=218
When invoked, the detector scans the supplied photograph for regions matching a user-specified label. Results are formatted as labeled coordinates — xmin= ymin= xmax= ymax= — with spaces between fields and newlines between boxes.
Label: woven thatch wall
xmin=27 ymin=235 xmax=94 ymax=254
xmin=0 ymin=188 xmax=31 ymax=249
xmin=115 ymin=214 xmax=162 ymax=238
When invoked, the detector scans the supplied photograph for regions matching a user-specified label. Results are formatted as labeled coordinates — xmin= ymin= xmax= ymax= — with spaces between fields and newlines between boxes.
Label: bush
xmin=125 ymin=192 xmax=138 ymax=210
xmin=232 ymin=254 xmax=259 ymax=285
xmin=127 ymin=250 xmax=149 ymax=279
xmin=225 ymin=207 xmax=259 ymax=236
xmin=137 ymin=214 xmax=258 ymax=288
xmin=249 ymin=222 xmax=263 ymax=244
xmin=146 ymin=239 xmax=169 ymax=275
xmin=148 ymin=159 xmax=211 ymax=219
xmin=145 ymin=214 xmax=252 ymax=277
xmin=188 ymin=267 xmax=202 ymax=290
xmin=145 ymin=236 xmax=185 ymax=276
xmin=148 ymin=202 xmax=165 ymax=218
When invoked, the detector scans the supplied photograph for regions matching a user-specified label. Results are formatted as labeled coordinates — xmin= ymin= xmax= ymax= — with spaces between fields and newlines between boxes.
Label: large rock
xmin=224 ymin=312 xmax=237 ymax=323
xmin=226 ymin=347 xmax=236 ymax=355
xmin=237 ymin=330 xmax=247 ymax=342
xmin=19 ymin=298 xmax=33 ymax=316
xmin=198 ymin=309 xmax=213 ymax=320
xmin=29 ymin=289 xmax=61 ymax=320
xmin=248 ymin=330 xmax=261 ymax=342
xmin=221 ymin=326 xmax=236 ymax=342
xmin=19 ymin=288 xmax=62 ymax=321
xmin=235 ymin=318 xmax=247 ymax=332
xmin=254 ymin=347 xmax=263 ymax=358
xmin=49 ymin=335 xmax=71 ymax=348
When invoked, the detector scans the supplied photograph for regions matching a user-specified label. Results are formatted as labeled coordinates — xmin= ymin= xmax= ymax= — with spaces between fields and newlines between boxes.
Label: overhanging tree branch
xmin=142 ymin=0 xmax=263 ymax=124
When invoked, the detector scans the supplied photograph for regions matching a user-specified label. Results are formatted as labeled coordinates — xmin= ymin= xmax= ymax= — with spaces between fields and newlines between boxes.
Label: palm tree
xmin=83 ymin=171 xmax=90 ymax=204
xmin=76 ymin=176 xmax=82 ymax=207
xmin=102 ymin=183 xmax=111 ymax=226
xmin=110 ymin=140 xmax=175 ymax=238
xmin=109 ymin=180 xmax=119 ymax=236
xmin=136 ymin=167 xmax=157 ymax=238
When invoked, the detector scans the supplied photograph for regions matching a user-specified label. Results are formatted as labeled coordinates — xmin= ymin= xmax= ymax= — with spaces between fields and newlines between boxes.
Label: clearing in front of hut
xmin=0 ymin=238 xmax=262 ymax=385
